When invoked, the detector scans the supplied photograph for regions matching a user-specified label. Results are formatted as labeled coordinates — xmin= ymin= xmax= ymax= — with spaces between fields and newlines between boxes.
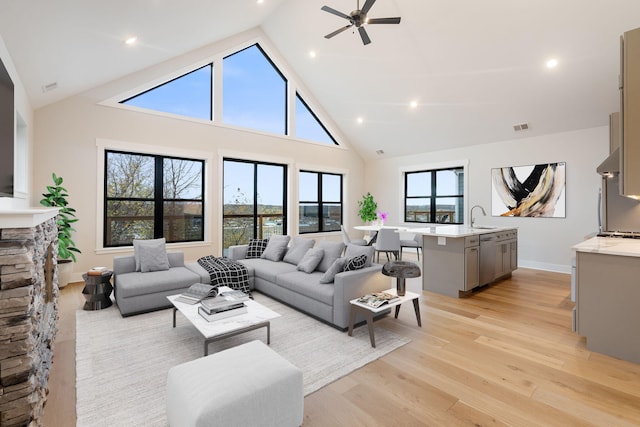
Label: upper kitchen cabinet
xmin=620 ymin=27 xmax=640 ymax=197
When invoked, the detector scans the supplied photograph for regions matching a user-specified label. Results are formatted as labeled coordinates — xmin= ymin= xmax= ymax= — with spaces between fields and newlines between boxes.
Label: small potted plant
xmin=357 ymin=192 xmax=378 ymax=223
xmin=40 ymin=173 xmax=80 ymax=286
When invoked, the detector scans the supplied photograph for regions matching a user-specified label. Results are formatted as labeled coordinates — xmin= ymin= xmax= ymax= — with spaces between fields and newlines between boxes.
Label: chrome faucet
xmin=470 ymin=205 xmax=486 ymax=228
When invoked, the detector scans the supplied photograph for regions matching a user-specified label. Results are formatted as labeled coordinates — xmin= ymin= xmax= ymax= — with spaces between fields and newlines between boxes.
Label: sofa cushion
xmin=116 ymin=267 xmax=200 ymax=299
xmin=319 ymin=257 xmax=347 ymax=284
xmin=261 ymin=235 xmax=291 ymax=262
xmin=275 ymin=271 xmax=334 ymax=305
xmin=247 ymin=239 xmax=269 ymax=259
xmin=344 ymin=244 xmax=375 ymax=267
xmin=133 ymin=238 xmax=169 ymax=272
xmin=283 ymin=237 xmax=315 ymax=265
xmin=239 ymin=258 xmax=297 ymax=283
xmin=344 ymin=254 xmax=367 ymax=271
xmin=296 ymin=248 xmax=324 ymax=273
xmin=315 ymin=241 xmax=346 ymax=273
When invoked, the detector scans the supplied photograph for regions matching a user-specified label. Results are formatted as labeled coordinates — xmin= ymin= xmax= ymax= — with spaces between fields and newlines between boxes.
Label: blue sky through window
xmin=121 ymin=64 xmax=212 ymax=120
xmin=223 ymin=45 xmax=286 ymax=135
xmin=295 ymin=94 xmax=337 ymax=145
xmin=119 ymin=44 xmax=338 ymax=145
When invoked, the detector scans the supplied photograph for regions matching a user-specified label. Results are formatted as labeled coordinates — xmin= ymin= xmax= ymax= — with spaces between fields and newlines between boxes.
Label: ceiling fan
xmin=321 ymin=0 xmax=401 ymax=46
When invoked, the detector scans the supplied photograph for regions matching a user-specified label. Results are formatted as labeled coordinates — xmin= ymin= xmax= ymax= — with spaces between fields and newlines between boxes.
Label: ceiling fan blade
xmin=358 ymin=26 xmax=371 ymax=45
xmin=367 ymin=17 xmax=401 ymax=25
xmin=321 ymin=5 xmax=352 ymax=21
xmin=360 ymin=0 xmax=376 ymax=16
xmin=325 ymin=24 xmax=353 ymax=39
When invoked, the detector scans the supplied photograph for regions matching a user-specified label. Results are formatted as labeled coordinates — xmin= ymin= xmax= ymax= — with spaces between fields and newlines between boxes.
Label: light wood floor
xmin=42 ymin=267 xmax=640 ymax=426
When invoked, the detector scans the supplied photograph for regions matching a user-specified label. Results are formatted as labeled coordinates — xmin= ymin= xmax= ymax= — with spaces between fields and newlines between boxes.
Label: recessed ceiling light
xmin=257 ymin=0 xmax=264 ymax=4
xmin=125 ymin=37 xmax=137 ymax=45
xmin=410 ymin=100 xmax=418 ymax=109
xmin=546 ymin=58 xmax=558 ymax=69
xmin=309 ymin=50 xmax=317 ymax=58
xmin=357 ymin=117 xmax=364 ymax=124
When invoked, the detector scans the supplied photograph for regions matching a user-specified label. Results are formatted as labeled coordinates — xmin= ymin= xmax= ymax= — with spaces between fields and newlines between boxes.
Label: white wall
xmin=365 ymin=127 xmax=609 ymax=273
xmin=0 ymin=34 xmax=33 ymax=211
xmin=32 ymin=29 xmax=367 ymax=281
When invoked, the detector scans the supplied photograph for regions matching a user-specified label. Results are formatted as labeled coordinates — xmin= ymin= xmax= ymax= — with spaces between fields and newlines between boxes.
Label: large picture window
xmin=222 ymin=159 xmax=287 ymax=251
xmin=405 ymin=167 xmax=464 ymax=224
xmin=299 ymin=171 xmax=342 ymax=233
xmin=104 ymin=150 xmax=205 ymax=246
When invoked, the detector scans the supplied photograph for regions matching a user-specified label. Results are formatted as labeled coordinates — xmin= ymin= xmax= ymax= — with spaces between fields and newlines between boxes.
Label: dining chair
xmin=373 ymin=227 xmax=401 ymax=263
xmin=400 ymin=233 xmax=422 ymax=261
xmin=340 ymin=225 xmax=367 ymax=246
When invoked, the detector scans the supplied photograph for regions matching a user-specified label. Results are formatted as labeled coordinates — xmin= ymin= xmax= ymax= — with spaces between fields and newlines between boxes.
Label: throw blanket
xmin=197 ymin=256 xmax=251 ymax=296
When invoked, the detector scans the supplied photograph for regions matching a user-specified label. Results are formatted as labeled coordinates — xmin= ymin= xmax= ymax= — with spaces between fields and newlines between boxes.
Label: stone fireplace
xmin=0 ymin=209 xmax=59 ymax=427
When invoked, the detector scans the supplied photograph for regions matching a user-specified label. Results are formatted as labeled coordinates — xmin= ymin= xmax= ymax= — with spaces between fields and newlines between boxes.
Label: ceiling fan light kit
xmin=321 ymin=0 xmax=401 ymax=45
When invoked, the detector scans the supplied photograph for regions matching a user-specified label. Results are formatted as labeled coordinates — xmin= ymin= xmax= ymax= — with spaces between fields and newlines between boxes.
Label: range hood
xmin=597 ymin=147 xmax=620 ymax=176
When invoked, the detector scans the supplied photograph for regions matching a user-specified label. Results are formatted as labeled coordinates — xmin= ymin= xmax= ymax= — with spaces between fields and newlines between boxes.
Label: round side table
xmin=82 ymin=270 xmax=113 ymax=310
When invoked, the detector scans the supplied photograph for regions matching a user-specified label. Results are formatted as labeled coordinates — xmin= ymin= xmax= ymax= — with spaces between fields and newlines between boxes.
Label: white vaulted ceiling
xmin=1 ymin=0 xmax=640 ymax=159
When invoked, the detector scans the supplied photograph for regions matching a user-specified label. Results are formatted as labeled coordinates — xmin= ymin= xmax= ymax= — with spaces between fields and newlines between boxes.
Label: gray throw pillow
xmin=319 ymin=257 xmax=347 ymax=283
xmin=283 ymin=237 xmax=315 ymax=265
xmin=344 ymin=254 xmax=367 ymax=271
xmin=134 ymin=238 xmax=170 ymax=273
xmin=246 ymin=238 xmax=269 ymax=259
xmin=315 ymin=241 xmax=346 ymax=273
xmin=133 ymin=238 xmax=167 ymax=272
xmin=296 ymin=248 xmax=325 ymax=273
xmin=261 ymin=235 xmax=291 ymax=262
xmin=344 ymin=244 xmax=374 ymax=267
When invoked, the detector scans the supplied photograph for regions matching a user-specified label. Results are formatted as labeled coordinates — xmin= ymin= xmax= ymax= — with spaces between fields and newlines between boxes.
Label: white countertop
xmin=572 ymin=236 xmax=640 ymax=257
xmin=408 ymin=225 xmax=517 ymax=238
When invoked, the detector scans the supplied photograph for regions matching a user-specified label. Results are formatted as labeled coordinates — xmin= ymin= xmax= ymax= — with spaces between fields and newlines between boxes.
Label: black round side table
xmin=82 ymin=271 xmax=113 ymax=310
xmin=382 ymin=260 xmax=421 ymax=296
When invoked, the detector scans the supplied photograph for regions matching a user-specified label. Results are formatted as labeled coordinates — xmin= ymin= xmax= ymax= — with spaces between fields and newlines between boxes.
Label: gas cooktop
xmin=597 ymin=231 xmax=640 ymax=239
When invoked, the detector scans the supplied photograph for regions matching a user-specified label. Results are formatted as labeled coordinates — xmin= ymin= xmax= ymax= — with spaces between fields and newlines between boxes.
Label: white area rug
xmin=76 ymin=292 xmax=410 ymax=426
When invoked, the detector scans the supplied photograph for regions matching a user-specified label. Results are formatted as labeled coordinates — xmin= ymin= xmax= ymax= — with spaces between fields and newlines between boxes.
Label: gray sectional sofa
xmin=188 ymin=238 xmax=391 ymax=330
xmin=113 ymin=252 xmax=208 ymax=316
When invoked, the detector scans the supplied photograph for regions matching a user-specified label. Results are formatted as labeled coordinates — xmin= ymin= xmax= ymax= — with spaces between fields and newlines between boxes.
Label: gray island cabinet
xmin=572 ymin=237 xmax=640 ymax=364
xmin=411 ymin=226 xmax=518 ymax=298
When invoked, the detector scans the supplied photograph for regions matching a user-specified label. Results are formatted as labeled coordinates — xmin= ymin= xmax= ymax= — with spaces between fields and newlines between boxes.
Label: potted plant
xmin=357 ymin=192 xmax=378 ymax=223
xmin=40 ymin=173 xmax=80 ymax=286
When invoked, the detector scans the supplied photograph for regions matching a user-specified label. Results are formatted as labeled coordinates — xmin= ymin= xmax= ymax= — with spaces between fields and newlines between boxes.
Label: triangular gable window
xmin=295 ymin=93 xmax=338 ymax=145
xmin=223 ymin=44 xmax=287 ymax=135
xmin=116 ymin=42 xmax=339 ymax=145
xmin=120 ymin=64 xmax=212 ymax=121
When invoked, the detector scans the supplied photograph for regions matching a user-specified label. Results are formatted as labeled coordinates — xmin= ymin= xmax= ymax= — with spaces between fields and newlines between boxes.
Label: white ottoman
xmin=166 ymin=340 xmax=303 ymax=427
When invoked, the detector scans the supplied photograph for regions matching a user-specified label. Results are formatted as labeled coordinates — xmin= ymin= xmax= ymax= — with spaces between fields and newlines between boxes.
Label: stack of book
xmin=198 ymin=296 xmax=247 ymax=322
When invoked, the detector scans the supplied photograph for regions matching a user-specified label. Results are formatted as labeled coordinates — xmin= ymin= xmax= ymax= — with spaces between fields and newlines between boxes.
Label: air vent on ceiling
xmin=513 ymin=123 xmax=529 ymax=132
xmin=42 ymin=82 xmax=58 ymax=93
xmin=375 ymin=149 xmax=385 ymax=155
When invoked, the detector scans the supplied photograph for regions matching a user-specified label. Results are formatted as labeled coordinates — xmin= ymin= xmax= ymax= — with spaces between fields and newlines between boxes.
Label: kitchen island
xmin=572 ymin=236 xmax=640 ymax=364
xmin=410 ymin=225 xmax=518 ymax=298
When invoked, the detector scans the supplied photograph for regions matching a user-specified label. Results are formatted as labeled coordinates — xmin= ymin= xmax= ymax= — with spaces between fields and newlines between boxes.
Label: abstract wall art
xmin=491 ymin=162 xmax=566 ymax=217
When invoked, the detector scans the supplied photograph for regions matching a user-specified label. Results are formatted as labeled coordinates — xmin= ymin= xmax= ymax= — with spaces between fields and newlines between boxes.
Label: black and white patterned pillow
xmin=246 ymin=238 xmax=269 ymax=259
xmin=343 ymin=254 xmax=367 ymax=272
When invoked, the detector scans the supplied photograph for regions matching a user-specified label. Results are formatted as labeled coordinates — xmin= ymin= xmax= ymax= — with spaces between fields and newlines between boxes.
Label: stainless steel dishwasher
xmin=479 ymin=234 xmax=497 ymax=286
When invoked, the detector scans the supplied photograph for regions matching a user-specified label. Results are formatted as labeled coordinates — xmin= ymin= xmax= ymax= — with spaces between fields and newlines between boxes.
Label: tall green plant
xmin=357 ymin=192 xmax=378 ymax=223
xmin=40 ymin=173 xmax=81 ymax=262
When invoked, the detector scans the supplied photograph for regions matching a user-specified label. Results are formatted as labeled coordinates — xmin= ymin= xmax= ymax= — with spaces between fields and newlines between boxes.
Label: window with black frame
xmin=104 ymin=150 xmax=205 ymax=247
xmin=405 ymin=167 xmax=464 ymax=224
xmin=299 ymin=171 xmax=343 ymax=233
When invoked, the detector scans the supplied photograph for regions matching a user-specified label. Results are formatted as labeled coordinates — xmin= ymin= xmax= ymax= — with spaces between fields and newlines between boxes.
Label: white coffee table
xmin=168 ymin=287 xmax=280 ymax=356
xmin=347 ymin=288 xmax=421 ymax=348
